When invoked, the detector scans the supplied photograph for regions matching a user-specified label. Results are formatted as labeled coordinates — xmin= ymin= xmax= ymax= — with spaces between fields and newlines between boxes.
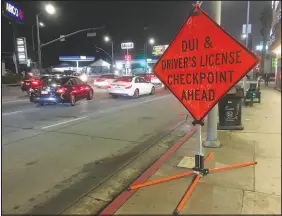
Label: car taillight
xmin=56 ymin=87 xmax=67 ymax=93
xmin=21 ymin=81 xmax=24 ymax=84
xmin=125 ymin=85 xmax=132 ymax=89
xmin=93 ymin=79 xmax=97 ymax=83
xmin=107 ymin=84 xmax=115 ymax=88
xmin=32 ymin=81 xmax=39 ymax=85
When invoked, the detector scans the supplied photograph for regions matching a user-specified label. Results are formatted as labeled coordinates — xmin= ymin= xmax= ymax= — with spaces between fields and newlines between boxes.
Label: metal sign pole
xmin=203 ymin=1 xmax=221 ymax=148
xmin=195 ymin=124 xmax=204 ymax=170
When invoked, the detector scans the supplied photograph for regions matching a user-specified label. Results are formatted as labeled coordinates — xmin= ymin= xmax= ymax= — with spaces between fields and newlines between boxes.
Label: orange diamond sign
xmin=154 ymin=6 xmax=259 ymax=121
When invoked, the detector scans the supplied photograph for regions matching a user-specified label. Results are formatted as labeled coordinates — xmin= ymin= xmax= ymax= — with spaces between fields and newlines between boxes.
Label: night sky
xmin=2 ymin=1 xmax=271 ymax=69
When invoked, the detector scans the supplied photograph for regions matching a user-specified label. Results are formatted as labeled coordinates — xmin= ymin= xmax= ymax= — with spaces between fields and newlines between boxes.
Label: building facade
xmin=269 ymin=1 xmax=281 ymax=90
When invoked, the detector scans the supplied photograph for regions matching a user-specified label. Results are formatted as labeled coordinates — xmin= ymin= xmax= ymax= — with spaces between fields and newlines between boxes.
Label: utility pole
xmin=36 ymin=13 xmax=42 ymax=74
xmin=11 ymin=21 xmax=19 ymax=74
xmin=203 ymin=1 xmax=221 ymax=148
xmin=111 ymin=41 xmax=114 ymax=63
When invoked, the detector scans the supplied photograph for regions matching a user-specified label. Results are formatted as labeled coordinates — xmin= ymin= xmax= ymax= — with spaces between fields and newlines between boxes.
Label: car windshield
xmin=114 ymin=77 xmax=132 ymax=82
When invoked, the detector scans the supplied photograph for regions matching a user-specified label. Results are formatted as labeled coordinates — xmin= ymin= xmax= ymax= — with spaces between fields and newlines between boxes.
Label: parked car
xmin=33 ymin=76 xmax=94 ymax=106
xmin=93 ymin=74 xmax=120 ymax=88
xmin=108 ymin=76 xmax=155 ymax=99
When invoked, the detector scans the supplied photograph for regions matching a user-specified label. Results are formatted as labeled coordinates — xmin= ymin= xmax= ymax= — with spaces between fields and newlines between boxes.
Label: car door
xmin=74 ymin=78 xmax=88 ymax=98
xmin=69 ymin=78 xmax=82 ymax=100
xmin=139 ymin=77 xmax=151 ymax=94
xmin=134 ymin=77 xmax=144 ymax=95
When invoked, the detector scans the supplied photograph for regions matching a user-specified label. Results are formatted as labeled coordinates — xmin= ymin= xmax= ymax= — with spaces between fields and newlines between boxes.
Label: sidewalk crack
xmin=240 ymin=189 xmax=245 ymax=214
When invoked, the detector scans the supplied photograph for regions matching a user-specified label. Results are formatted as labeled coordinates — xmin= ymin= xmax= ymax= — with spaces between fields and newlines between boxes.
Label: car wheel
xmin=133 ymin=89 xmax=139 ymax=99
xmin=70 ymin=95 xmax=76 ymax=106
xmin=150 ymin=86 xmax=155 ymax=95
xmin=40 ymin=103 xmax=44 ymax=106
xmin=87 ymin=90 xmax=93 ymax=100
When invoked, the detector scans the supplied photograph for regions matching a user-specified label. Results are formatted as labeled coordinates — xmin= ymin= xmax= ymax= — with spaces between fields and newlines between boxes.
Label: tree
xmin=259 ymin=4 xmax=273 ymax=75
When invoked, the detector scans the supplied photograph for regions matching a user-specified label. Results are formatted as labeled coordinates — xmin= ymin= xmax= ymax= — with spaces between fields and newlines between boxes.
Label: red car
xmin=134 ymin=73 xmax=162 ymax=85
xmin=33 ymin=76 xmax=94 ymax=106
xmin=20 ymin=78 xmax=41 ymax=94
xmin=135 ymin=73 xmax=155 ymax=82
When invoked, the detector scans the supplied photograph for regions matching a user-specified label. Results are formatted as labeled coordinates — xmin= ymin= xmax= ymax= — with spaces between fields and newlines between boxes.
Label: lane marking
xmin=2 ymin=99 xmax=28 ymax=104
xmin=41 ymin=116 xmax=89 ymax=129
xmin=88 ymin=94 xmax=171 ymax=117
xmin=40 ymin=95 xmax=171 ymax=130
xmin=2 ymin=111 xmax=23 ymax=116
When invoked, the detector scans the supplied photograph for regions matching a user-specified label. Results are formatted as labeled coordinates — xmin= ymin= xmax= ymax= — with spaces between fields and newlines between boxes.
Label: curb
xmin=2 ymin=84 xmax=21 ymax=87
xmin=98 ymin=122 xmax=200 ymax=215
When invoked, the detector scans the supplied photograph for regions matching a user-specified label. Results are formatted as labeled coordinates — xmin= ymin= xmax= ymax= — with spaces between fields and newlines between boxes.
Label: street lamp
xmin=45 ymin=4 xmax=56 ymax=15
xmin=32 ymin=22 xmax=45 ymax=57
xmin=149 ymin=38 xmax=155 ymax=45
xmin=104 ymin=36 xmax=110 ymax=42
xmin=144 ymin=37 xmax=155 ymax=72
xmin=36 ymin=3 xmax=56 ymax=74
xmin=104 ymin=36 xmax=114 ymax=64
xmin=241 ymin=34 xmax=247 ymax=39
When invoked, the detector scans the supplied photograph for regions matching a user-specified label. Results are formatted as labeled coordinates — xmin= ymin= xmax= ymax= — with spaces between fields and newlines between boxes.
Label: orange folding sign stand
xmin=128 ymin=3 xmax=259 ymax=215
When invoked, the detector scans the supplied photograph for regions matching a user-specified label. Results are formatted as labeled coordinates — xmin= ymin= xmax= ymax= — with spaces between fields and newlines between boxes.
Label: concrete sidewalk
xmin=110 ymin=86 xmax=281 ymax=215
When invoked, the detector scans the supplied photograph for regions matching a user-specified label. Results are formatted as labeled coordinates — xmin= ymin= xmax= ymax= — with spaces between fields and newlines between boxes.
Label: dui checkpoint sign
xmin=153 ymin=6 xmax=259 ymax=121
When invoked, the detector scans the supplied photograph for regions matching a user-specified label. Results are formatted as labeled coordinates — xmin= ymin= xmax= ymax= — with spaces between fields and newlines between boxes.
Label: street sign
xmin=154 ymin=6 xmax=259 ymax=121
xmin=242 ymin=24 xmax=252 ymax=34
xmin=16 ymin=37 xmax=28 ymax=64
xmin=3 ymin=1 xmax=24 ymax=24
xmin=121 ymin=42 xmax=134 ymax=49
xmin=60 ymin=35 xmax=65 ymax=42
xmin=152 ymin=45 xmax=169 ymax=56
xmin=87 ymin=32 xmax=96 ymax=37
xmin=124 ymin=55 xmax=132 ymax=61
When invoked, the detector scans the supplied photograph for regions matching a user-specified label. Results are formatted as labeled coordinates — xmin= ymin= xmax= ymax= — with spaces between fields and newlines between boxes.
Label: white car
xmin=108 ymin=76 xmax=155 ymax=98
xmin=93 ymin=74 xmax=119 ymax=88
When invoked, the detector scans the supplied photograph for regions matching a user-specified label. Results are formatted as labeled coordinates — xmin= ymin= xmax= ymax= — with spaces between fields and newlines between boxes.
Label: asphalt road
xmin=2 ymin=87 xmax=192 ymax=214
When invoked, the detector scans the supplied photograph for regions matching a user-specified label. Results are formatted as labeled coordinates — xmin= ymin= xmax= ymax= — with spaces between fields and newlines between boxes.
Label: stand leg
xmin=174 ymin=174 xmax=201 ymax=215
xmin=128 ymin=152 xmax=214 ymax=191
xmin=209 ymin=161 xmax=257 ymax=173
xmin=194 ymin=125 xmax=205 ymax=170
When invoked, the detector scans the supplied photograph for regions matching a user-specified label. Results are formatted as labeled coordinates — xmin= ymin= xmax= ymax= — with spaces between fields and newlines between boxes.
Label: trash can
xmin=218 ymin=93 xmax=244 ymax=130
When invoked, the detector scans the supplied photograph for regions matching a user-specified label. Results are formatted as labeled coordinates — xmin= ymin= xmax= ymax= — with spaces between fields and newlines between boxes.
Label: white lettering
xmin=121 ymin=42 xmax=134 ymax=49
xmin=6 ymin=3 xmax=19 ymax=17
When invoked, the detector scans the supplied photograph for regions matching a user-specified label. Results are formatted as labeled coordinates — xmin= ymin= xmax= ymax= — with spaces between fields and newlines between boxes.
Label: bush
xmin=2 ymin=74 xmax=23 ymax=84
